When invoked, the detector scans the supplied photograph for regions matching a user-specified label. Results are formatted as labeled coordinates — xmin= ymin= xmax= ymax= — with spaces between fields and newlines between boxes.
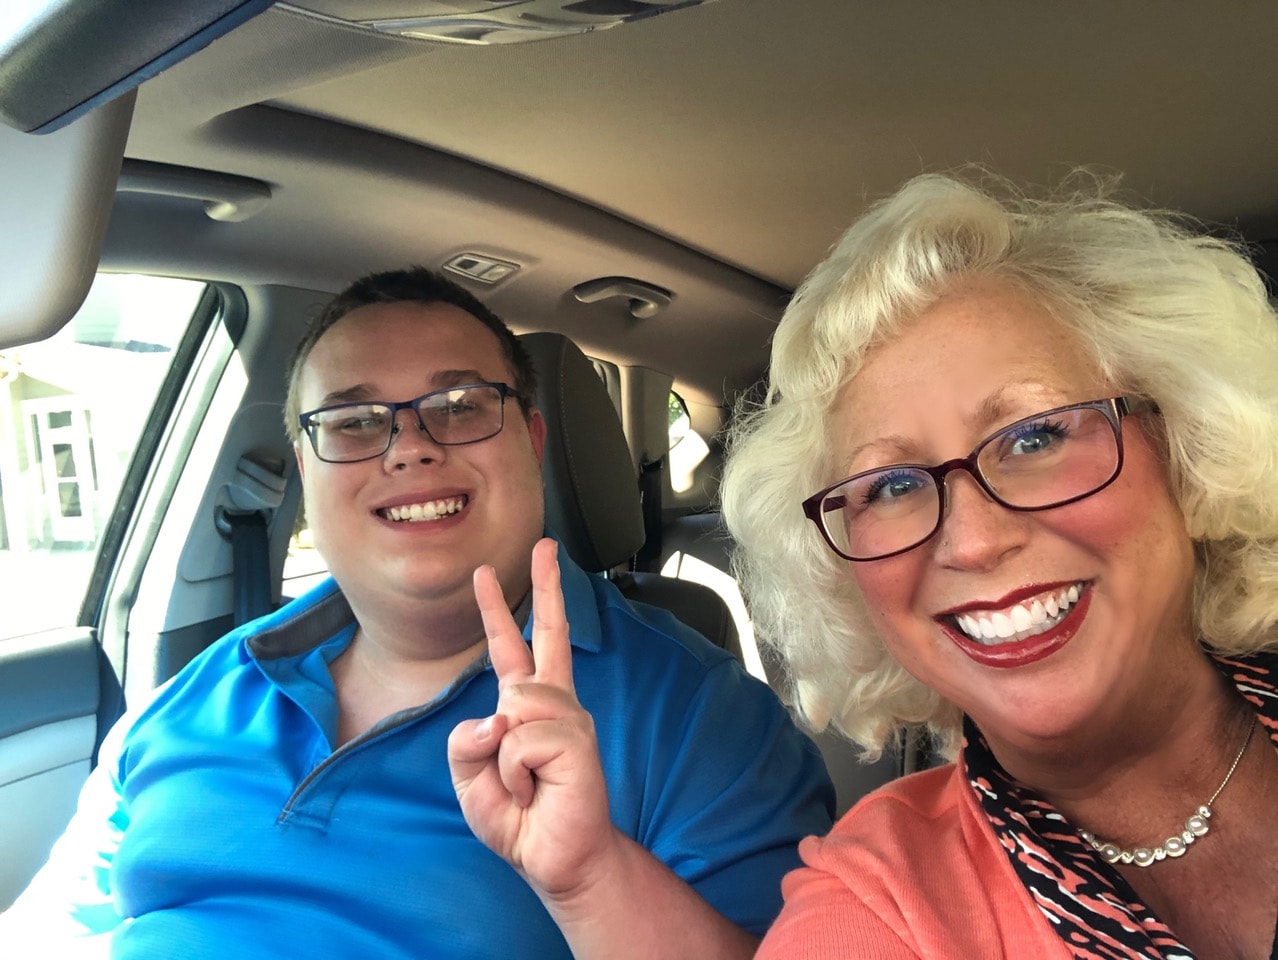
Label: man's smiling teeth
xmin=382 ymin=497 xmax=465 ymax=522
xmin=951 ymin=584 xmax=1082 ymax=645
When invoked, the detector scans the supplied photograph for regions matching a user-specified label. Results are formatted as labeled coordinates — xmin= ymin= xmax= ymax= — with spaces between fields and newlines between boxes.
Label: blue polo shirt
xmin=5 ymin=544 xmax=833 ymax=958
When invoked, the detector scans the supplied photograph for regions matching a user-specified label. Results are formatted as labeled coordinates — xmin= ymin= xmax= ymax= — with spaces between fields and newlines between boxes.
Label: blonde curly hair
xmin=721 ymin=172 xmax=1278 ymax=760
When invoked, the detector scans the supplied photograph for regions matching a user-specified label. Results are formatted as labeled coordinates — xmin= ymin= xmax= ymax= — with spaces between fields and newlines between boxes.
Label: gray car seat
xmin=517 ymin=331 xmax=742 ymax=660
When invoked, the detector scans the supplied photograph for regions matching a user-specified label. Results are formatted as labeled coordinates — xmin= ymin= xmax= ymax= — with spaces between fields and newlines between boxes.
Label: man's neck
xmin=327 ymin=591 xmax=482 ymax=744
xmin=328 ymin=627 xmax=487 ymax=746
xmin=346 ymin=587 xmax=490 ymax=662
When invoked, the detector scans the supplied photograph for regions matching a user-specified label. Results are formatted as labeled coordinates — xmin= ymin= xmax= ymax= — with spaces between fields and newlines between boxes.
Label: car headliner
xmin=31 ymin=1 xmax=1278 ymax=406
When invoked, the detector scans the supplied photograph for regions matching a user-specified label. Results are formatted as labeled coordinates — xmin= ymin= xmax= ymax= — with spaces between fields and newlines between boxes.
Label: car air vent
xmin=443 ymin=253 xmax=521 ymax=284
xmin=278 ymin=0 xmax=719 ymax=45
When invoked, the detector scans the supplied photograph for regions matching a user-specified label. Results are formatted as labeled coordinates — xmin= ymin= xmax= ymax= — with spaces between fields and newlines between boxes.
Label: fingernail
xmin=476 ymin=716 xmax=494 ymax=740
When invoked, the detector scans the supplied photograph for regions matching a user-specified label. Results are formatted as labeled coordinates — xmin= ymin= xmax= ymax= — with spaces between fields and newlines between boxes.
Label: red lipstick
xmin=943 ymin=588 xmax=1091 ymax=669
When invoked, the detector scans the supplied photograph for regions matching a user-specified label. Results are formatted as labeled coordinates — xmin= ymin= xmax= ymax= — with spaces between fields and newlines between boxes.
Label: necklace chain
xmin=1077 ymin=714 xmax=1257 ymax=868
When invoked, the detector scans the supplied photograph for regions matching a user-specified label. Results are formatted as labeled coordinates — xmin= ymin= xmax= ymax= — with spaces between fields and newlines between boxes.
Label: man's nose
xmin=383 ymin=408 xmax=445 ymax=468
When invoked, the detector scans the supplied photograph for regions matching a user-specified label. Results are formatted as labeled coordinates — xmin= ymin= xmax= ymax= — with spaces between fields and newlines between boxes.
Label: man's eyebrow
xmin=430 ymin=369 xmax=490 ymax=388
xmin=317 ymin=383 xmax=377 ymax=407
xmin=314 ymin=370 xmax=493 ymax=408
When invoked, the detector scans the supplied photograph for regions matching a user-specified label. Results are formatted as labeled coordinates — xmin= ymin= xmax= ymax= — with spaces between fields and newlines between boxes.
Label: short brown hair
xmin=284 ymin=265 xmax=536 ymax=441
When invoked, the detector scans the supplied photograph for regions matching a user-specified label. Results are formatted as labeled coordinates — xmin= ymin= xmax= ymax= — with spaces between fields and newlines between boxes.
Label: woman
xmin=721 ymin=173 xmax=1278 ymax=959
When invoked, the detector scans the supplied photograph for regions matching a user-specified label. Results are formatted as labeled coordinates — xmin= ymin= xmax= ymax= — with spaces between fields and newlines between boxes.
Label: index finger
xmin=528 ymin=537 xmax=574 ymax=692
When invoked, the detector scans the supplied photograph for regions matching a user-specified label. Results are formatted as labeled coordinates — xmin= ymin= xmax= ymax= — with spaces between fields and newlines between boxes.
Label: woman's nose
xmin=931 ymin=469 xmax=1026 ymax=570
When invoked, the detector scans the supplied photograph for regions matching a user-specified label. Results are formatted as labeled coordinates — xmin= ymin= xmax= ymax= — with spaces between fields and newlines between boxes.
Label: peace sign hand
xmin=448 ymin=537 xmax=618 ymax=901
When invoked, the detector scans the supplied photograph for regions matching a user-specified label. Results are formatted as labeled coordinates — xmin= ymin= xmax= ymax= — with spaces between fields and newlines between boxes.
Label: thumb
xmin=447 ymin=714 xmax=508 ymax=782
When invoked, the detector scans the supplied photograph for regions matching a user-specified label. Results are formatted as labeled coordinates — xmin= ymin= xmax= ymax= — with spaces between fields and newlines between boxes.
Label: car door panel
xmin=0 ymin=630 xmax=100 ymax=909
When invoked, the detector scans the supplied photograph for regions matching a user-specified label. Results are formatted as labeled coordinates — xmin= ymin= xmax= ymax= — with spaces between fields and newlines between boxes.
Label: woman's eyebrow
xmin=841 ymin=381 xmax=1071 ymax=468
xmin=974 ymin=381 xmax=1075 ymax=430
xmin=843 ymin=434 xmax=923 ymax=470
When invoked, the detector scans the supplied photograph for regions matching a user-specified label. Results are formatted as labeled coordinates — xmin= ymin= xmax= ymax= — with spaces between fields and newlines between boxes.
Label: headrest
xmin=519 ymin=332 xmax=645 ymax=572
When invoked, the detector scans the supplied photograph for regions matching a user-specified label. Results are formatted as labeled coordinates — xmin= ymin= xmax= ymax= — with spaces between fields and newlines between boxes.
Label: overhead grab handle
xmin=573 ymin=277 xmax=673 ymax=320
xmin=117 ymin=158 xmax=272 ymax=222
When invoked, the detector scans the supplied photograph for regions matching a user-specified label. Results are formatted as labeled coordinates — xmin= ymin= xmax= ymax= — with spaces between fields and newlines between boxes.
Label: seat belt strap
xmin=217 ymin=453 xmax=287 ymax=626
xmin=226 ymin=510 xmax=273 ymax=626
xmin=635 ymin=456 xmax=664 ymax=573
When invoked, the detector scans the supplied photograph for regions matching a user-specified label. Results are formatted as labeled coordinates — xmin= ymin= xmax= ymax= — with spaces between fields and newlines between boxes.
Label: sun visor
xmin=0 ymin=0 xmax=274 ymax=134
xmin=0 ymin=93 xmax=133 ymax=349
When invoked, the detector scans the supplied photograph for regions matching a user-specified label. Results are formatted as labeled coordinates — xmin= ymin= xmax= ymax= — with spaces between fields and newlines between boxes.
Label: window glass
xmin=667 ymin=390 xmax=709 ymax=493
xmin=283 ymin=501 xmax=328 ymax=597
xmin=668 ymin=390 xmax=690 ymax=445
xmin=0 ymin=274 xmax=204 ymax=640
xmin=661 ymin=549 xmax=766 ymax=682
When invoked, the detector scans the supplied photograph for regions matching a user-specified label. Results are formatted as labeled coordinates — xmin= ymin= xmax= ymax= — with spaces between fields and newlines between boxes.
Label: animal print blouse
xmin=965 ymin=653 xmax=1278 ymax=960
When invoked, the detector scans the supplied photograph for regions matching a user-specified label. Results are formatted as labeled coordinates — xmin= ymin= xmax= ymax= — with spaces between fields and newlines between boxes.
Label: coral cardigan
xmin=755 ymin=762 xmax=1073 ymax=959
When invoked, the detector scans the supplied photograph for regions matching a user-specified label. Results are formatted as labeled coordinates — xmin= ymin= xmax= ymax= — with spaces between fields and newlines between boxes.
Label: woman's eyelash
xmin=1006 ymin=416 xmax=1068 ymax=438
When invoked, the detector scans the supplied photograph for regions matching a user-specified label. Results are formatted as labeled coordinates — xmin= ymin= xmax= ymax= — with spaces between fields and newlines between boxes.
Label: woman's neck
xmin=983 ymin=658 xmax=1253 ymax=847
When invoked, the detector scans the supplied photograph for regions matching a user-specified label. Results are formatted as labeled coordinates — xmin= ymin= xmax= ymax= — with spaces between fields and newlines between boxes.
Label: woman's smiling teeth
xmin=381 ymin=496 xmax=466 ymax=522
xmin=950 ymin=584 xmax=1082 ymax=645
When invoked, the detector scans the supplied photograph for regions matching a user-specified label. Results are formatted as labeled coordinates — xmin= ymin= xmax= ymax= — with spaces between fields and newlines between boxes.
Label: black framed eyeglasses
xmin=298 ymin=382 xmax=518 ymax=463
xmin=802 ymin=396 xmax=1140 ymax=562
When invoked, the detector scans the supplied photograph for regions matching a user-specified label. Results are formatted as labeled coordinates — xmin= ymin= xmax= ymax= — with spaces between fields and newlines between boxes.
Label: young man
xmin=2 ymin=268 xmax=834 ymax=958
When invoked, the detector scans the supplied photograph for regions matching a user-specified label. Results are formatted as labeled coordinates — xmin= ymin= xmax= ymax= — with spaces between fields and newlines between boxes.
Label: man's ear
xmin=527 ymin=409 xmax=547 ymax=468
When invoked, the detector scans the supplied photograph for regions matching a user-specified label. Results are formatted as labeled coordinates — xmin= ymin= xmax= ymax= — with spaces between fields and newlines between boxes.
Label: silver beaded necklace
xmin=1077 ymin=714 xmax=1257 ymax=868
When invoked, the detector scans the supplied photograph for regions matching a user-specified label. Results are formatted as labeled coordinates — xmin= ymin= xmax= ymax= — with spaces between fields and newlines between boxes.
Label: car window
xmin=284 ymin=502 xmax=328 ymax=597
xmin=667 ymin=390 xmax=709 ymax=494
xmin=0 ymin=273 xmax=205 ymax=641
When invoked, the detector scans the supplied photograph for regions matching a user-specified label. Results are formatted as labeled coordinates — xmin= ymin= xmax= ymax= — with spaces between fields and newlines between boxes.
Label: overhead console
xmin=278 ymin=0 xmax=720 ymax=46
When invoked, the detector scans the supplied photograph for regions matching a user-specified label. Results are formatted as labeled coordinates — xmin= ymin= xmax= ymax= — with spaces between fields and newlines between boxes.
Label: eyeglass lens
xmin=818 ymin=403 xmax=1121 ymax=560
xmin=307 ymin=384 xmax=506 ymax=462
